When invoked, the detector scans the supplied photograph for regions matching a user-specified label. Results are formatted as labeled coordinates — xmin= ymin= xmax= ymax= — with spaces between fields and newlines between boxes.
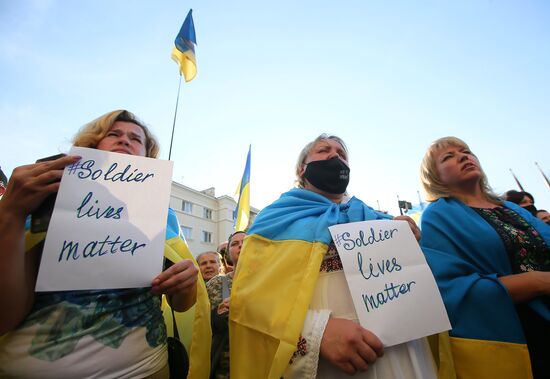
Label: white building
xmin=169 ymin=181 xmax=258 ymax=256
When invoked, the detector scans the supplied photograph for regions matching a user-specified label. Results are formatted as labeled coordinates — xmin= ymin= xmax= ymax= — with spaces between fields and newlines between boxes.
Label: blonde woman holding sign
xmin=0 ymin=110 xmax=209 ymax=378
xmin=419 ymin=136 xmax=550 ymax=379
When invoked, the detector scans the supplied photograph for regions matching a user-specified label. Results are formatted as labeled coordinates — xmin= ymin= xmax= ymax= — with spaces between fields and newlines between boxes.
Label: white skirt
xmin=312 ymin=270 xmax=437 ymax=379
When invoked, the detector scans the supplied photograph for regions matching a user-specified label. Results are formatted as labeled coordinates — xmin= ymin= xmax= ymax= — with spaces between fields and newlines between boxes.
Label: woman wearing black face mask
xmin=229 ymin=135 xmax=435 ymax=379
xmin=504 ymin=190 xmax=538 ymax=216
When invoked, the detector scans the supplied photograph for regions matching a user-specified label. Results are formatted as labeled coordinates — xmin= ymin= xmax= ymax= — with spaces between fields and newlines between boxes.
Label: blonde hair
xmin=72 ymin=110 xmax=160 ymax=158
xmin=294 ymin=134 xmax=348 ymax=188
xmin=420 ymin=136 xmax=501 ymax=203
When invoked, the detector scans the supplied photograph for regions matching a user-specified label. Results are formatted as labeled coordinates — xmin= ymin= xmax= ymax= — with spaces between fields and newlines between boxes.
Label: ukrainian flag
xmin=421 ymin=199 xmax=541 ymax=379
xmin=229 ymin=189 xmax=392 ymax=379
xmin=171 ymin=9 xmax=197 ymax=82
xmin=164 ymin=208 xmax=211 ymax=379
xmin=407 ymin=202 xmax=425 ymax=226
xmin=234 ymin=145 xmax=251 ymax=232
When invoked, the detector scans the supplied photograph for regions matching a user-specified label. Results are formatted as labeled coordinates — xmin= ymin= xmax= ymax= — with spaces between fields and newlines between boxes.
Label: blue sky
xmin=1 ymin=0 xmax=549 ymax=214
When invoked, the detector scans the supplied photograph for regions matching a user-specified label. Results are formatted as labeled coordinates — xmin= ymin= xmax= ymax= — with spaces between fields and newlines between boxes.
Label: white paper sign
xmin=329 ymin=220 xmax=450 ymax=346
xmin=36 ymin=147 xmax=174 ymax=291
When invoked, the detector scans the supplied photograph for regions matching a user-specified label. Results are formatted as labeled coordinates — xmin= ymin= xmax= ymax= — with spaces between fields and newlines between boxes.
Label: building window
xmin=202 ymin=231 xmax=212 ymax=243
xmin=182 ymin=200 xmax=193 ymax=214
xmin=203 ymin=208 xmax=212 ymax=219
xmin=181 ymin=226 xmax=192 ymax=240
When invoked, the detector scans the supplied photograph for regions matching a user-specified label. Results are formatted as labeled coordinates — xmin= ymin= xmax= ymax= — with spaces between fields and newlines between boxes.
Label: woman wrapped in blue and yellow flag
xmin=230 ymin=134 xmax=441 ymax=379
xmin=420 ymin=136 xmax=550 ymax=379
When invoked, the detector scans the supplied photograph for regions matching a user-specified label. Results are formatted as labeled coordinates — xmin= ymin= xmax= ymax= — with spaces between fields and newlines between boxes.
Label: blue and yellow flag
xmin=171 ymin=9 xmax=197 ymax=82
xmin=421 ymin=199 xmax=543 ymax=379
xmin=407 ymin=202 xmax=426 ymax=226
xmin=164 ymin=208 xmax=211 ymax=379
xmin=230 ymin=189 xmax=392 ymax=379
xmin=234 ymin=145 xmax=251 ymax=231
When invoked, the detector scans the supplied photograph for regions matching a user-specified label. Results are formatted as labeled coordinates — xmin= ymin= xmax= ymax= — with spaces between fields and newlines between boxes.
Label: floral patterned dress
xmin=0 ymin=286 xmax=167 ymax=378
xmin=473 ymin=207 xmax=550 ymax=274
xmin=472 ymin=206 xmax=550 ymax=378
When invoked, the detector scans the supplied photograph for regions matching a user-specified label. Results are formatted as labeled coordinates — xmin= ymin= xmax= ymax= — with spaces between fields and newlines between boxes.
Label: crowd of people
xmin=503 ymin=189 xmax=550 ymax=226
xmin=0 ymin=110 xmax=548 ymax=379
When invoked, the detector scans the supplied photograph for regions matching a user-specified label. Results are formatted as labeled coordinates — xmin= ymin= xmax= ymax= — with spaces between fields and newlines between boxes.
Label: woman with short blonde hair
xmin=73 ymin=109 xmax=160 ymax=158
xmin=420 ymin=136 xmax=500 ymax=203
xmin=0 ymin=109 xmax=200 ymax=378
xmin=419 ymin=136 xmax=550 ymax=379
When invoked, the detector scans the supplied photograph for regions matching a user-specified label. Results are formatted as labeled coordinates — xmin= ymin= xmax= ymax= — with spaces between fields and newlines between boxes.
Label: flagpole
xmin=535 ymin=162 xmax=550 ymax=190
xmin=509 ymin=168 xmax=525 ymax=191
xmin=168 ymin=74 xmax=183 ymax=161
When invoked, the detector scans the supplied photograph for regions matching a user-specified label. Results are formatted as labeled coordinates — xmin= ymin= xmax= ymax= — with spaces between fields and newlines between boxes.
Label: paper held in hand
xmin=35 ymin=146 xmax=173 ymax=291
xmin=328 ymin=220 xmax=451 ymax=346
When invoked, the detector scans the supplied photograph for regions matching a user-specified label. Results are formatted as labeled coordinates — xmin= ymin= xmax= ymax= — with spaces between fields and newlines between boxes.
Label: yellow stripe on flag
xmin=164 ymin=237 xmax=211 ymax=379
xmin=230 ymin=235 xmax=327 ymax=379
xmin=235 ymin=183 xmax=250 ymax=232
xmin=171 ymin=47 xmax=197 ymax=82
xmin=450 ymin=336 xmax=532 ymax=379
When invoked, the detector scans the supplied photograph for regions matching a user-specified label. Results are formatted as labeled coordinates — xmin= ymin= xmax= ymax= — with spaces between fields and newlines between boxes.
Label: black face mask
xmin=522 ymin=204 xmax=537 ymax=216
xmin=303 ymin=158 xmax=350 ymax=194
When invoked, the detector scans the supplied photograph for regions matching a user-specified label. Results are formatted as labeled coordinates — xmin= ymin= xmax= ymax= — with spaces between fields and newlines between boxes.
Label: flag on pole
xmin=407 ymin=191 xmax=426 ymax=226
xmin=234 ymin=146 xmax=251 ymax=231
xmin=171 ymin=9 xmax=197 ymax=82
xmin=535 ymin=162 xmax=550 ymax=190
xmin=408 ymin=203 xmax=425 ymax=226
xmin=509 ymin=169 xmax=525 ymax=191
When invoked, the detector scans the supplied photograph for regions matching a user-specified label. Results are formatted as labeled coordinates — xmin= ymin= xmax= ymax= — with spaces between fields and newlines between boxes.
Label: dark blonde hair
xmin=72 ymin=110 xmax=160 ymax=158
xmin=294 ymin=134 xmax=348 ymax=188
xmin=420 ymin=136 xmax=501 ymax=203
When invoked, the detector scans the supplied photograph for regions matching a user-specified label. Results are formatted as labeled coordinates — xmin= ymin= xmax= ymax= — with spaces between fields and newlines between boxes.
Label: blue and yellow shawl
xmin=421 ymin=198 xmax=550 ymax=379
xmin=229 ymin=188 xmax=391 ymax=379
